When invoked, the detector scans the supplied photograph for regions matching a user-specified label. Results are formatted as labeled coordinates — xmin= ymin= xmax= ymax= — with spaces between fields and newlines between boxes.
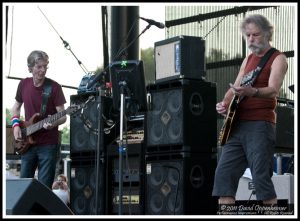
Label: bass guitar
xmin=13 ymin=96 xmax=94 ymax=154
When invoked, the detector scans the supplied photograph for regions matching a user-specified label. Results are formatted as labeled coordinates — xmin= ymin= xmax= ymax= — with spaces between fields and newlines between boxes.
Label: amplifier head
xmin=154 ymin=35 xmax=206 ymax=82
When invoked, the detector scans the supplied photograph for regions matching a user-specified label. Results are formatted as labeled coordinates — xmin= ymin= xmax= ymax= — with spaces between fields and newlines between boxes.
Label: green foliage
xmin=60 ymin=125 xmax=70 ymax=144
xmin=6 ymin=108 xmax=12 ymax=126
xmin=206 ymin=48 xmax=242 ymax=63
xmin=141 ymin=47 xmax=155 ymax=85
xmin=206 ymin=48 xmax=230 ymax=63
xmin=5 ymin=108 xmax=24 ymax=126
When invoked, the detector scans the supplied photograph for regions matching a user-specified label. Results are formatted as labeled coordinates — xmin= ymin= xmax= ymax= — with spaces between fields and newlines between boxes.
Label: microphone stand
xmin=83 ymin=22 xmax=152 ymax=215
xmin=113 ymin=24 xmax=151 ymax=62
xmin=118 ymin=81 xmax=127 ymax=215
xmin=87 ymin=23 xmax=152 ymax=91
xmin=114 ymin=23 xmax=152 ymax=215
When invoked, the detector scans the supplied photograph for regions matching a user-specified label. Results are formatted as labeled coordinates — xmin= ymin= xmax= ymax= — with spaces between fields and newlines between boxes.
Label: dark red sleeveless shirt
xmin=236 ymin=50 xmax=281 ymax=123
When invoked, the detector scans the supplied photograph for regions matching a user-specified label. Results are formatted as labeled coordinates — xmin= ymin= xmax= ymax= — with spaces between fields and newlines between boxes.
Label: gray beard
xmin=248 ymin=43 xmax=268 ymax=55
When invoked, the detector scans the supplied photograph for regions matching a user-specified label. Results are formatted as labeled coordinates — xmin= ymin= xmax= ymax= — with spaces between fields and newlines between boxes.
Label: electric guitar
xmin=13 ymin=96 xmax=94 ymax=155
xmin=218 ymin=94 xmax=240 ymax=146
xmin=218 ymin=77 xmax=255 ymax=146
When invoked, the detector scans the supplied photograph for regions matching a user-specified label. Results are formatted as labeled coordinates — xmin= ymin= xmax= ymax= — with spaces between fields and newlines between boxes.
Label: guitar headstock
xmin=67 ymin=95 xmax=96 ymax=115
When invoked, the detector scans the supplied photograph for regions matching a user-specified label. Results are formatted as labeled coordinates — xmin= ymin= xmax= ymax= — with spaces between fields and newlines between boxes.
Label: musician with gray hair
xmin=11 ymin=50 xmax=67 ymax=189
xmin=212 ymin=14 xmax=288 ymax=212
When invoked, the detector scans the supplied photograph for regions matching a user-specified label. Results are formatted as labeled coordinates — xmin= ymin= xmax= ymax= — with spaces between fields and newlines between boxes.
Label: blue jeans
xmin=20 ymin=144 xmax=58 ymax=189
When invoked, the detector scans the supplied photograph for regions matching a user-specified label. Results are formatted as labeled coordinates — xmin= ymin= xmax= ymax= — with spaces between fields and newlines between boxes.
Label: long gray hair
xmin=240 ymin=14 xmax=274 ymax=41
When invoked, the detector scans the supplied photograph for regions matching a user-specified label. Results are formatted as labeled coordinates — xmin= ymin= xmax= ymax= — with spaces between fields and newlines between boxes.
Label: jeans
xmin=20 ymin=144 xmax=58 ymax=189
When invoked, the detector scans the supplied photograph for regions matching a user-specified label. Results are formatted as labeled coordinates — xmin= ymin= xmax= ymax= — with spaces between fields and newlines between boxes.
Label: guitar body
xmin=11 ymin=98 xmax=93 ymax=155
xmin=13 ymin=113 xmax=41 ymax=155
xmin=218 ymin=95 xmax=239 ymax=146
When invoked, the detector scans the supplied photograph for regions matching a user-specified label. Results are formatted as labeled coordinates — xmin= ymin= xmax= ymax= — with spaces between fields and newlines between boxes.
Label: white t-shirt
xmin=53 ymin=189 xmax=70 ymax=205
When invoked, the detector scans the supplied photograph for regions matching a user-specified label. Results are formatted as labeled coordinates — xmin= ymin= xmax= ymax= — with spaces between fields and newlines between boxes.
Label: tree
xmin=206 ymin=48 xmax=230 ymax=63
xmin=60 ymin=125 xmax=70 ymax=144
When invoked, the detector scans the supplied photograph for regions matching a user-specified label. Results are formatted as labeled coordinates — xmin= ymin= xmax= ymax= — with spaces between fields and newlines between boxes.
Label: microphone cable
xmin=37 ymin=6 xmax=89 ymax=74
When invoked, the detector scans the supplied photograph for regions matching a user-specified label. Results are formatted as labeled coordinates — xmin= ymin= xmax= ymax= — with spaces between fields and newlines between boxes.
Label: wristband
xmin=11 ymin=116 xmax=21 ymax=127
xmin=12 ymin=122 xmax=20 ymax=128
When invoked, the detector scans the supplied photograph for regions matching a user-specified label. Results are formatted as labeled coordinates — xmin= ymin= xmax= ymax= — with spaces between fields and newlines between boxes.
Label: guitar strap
xmin=249 ymin=47 xmax=278 ymax=85
xmin=40 ymin=78 xmax=52 ymax=117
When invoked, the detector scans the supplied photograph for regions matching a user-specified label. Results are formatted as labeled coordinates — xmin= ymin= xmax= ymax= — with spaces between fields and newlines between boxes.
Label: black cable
xmin=37 ymin=6 xmax=89 ymax=74
xmin=203 ymin=16 xmax=227 ymax=39
xmin=247 ymin=190 xmax=255 ymax=204
xmin=111 ymin=19 xmax=139 ymax=62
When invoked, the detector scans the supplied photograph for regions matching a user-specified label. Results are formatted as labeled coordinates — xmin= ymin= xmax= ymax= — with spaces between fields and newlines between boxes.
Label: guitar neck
xmin=25 ymin=109 xmax=69 ymax=136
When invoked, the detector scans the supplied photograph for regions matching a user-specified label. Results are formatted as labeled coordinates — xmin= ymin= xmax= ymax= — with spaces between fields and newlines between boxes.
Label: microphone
xmin=139 ymin=17 xmax=165 ymax=29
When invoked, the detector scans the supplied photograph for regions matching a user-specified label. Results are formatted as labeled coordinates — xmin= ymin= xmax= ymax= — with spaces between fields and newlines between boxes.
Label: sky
xmin=2 ymin=3 xmax=166 ymax=126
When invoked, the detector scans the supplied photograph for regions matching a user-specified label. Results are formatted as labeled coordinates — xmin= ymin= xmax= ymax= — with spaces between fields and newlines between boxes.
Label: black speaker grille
xmin=275 ymin=106 xmax=294 ymax=150
xmin=70 ymin=93 xmax=116 ymax=157
xmin=146 ymin=79 xmax=217 ymax=152
xmin=145 ymin=152 xmax=217 ymax=215
xmin=70 ymin=159 xmax=106 ymax=215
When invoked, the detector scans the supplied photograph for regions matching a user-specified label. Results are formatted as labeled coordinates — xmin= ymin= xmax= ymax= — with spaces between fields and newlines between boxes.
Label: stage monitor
xmin=110 ymin=60 xmax=147 ymax=115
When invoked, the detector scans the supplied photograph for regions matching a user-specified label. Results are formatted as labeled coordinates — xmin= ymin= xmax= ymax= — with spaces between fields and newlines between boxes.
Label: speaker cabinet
xmin=6 ymin=179 xmax=73 ymax=215
xmin=155 ymin=35 xmax=206 ymax=82
xmin=145 ymin=152 xmax=217 ymax=215
xmin=275 ymin=106 xmax=294 ymax=150
xmin=146 ymin=79 xmax=217 ymax=152
xmin=106 ymin=143 xmax=145 ymax=215
xmin=70 ymin=92 xmax=116 ymax=157
xmin=70 ymin=158 xmax=106 ymax=215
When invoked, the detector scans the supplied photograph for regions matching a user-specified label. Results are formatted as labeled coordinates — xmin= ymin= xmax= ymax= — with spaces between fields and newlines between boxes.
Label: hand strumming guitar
xmin=13 ymin=124 xmax=23 ymax=142
xmin=216 ymin=101 xmax=228 ymax=117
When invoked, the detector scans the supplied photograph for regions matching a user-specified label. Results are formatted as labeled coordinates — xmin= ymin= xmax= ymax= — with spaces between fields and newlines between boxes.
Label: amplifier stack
xmin=69 ymin=92 xmax=116 ymax=215
xmin=145 ymin=78 xmax=218 ymax=215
